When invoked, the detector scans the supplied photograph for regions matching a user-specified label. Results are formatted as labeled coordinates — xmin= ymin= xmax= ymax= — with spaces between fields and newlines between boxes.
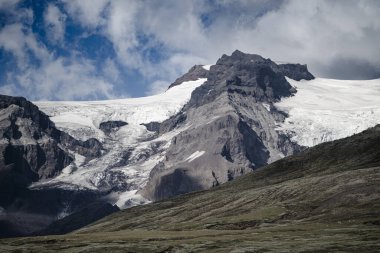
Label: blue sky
xmin=0 ymin=0 xmax=379 ymax=101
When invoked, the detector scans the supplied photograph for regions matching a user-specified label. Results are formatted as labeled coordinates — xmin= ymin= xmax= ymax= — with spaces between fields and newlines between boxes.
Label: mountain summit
xmin=143 ymin=50 xmax=315 ymax=200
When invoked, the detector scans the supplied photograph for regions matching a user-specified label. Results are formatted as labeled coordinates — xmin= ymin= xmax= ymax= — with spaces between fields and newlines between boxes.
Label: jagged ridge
xmin=143 ymin=50 xmax=311 ymax=201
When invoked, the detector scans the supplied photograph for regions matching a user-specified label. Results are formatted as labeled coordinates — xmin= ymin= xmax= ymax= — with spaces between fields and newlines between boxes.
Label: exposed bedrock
xmin=0 ymin=96 xmax=102 ymax=197
xmin=277 ymin=63 xmax=314 ymax=81
xmin=168 ymin=65 xmax=209 ymax=89
xmin=143 ymin=50 xmax=305 ymax=201
xmin=99 ymin=120 xmax=128 ymax=135
xmin=0 ymin=95 xmax=105 ymax=236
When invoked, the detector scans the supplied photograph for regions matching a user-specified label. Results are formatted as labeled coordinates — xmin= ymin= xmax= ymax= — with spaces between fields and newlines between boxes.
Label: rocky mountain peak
xmin=168 ymin=51 xmax=314 ymax=103
xmin=185 ymin=51 xmax=298 ymax=109
xmin=221 ymin=50 xmax=266 ymax=63
xmin=168 ymin=64 xmax=209 ymax=89
xmin=277 ymin=63 xmax=314 ymax=81
xmin=144 ymin=50 xmax=307 ymax=201
xmin=0 ymin=95 xmax=54 ymax=134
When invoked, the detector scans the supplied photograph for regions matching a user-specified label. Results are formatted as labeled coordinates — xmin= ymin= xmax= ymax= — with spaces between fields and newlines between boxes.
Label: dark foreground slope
xmin=1 ymin=125 xmax=379 ymax=252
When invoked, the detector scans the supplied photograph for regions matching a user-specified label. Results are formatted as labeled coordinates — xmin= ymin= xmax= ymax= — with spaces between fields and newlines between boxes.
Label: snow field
xmin=275 ymin=77 xmax=380 ymax=146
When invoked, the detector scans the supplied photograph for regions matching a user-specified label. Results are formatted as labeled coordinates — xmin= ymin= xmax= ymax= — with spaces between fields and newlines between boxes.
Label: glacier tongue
xmin=33 ymin=78 xmax=206 ymax=209
xmin=275 ymin=77 xmax=380 ymax=147
xmin=36 ymin=78 xmax=207 ymax=141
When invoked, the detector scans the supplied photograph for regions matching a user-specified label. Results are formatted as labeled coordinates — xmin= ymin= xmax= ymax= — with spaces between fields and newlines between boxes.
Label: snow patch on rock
xmin=186 ymin=151 xmax=206 ymax=162
xmin=202 ymin=64 xmax=212 ymax=71
xmin=262 ymin=103 xmax=271 ymax=111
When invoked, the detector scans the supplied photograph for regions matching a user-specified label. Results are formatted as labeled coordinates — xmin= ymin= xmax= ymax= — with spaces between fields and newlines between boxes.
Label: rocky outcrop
xmin=168 ymin=65 xmax=209 ymax=89
xmin=0 ymin=95 xmax=106 ymax=236
xmin=0 ymin=95 xmax=102 ymax=200
xmin=143 ymin=50 xmax=304 ymax=201
xmin=0 ymin=101 xmax=69 ymax=207
xmin=277 ymin=63 xmax=314 ymax=81
xmin=99 ymin=120 xmax=128 ymax=135
xmin=141 ymin=121 xmax=161 ymax=133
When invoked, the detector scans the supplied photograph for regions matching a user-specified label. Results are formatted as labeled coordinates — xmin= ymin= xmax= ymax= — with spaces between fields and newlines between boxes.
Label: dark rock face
xmin=168 ymin=65 xmax=209 ymax=89
xmin=143 ymin=50 xmax=304 ymax=201
xmin=149 ymin=168 xmax=202 ymax=201
xmin=0 ymin=99 xmax=70 ymax=207
xmin=0 ymin=95 xmax=105 ymax=237
xmin=111 ymin=148 xmax=134 ymax=168
xmin=61 ymin=134 xmax=102 ymax=158
xmin=158 ymin=111 xmax=187 ymax=135
xmin=99 ymin=120 xmax=128 ymax=135
xmin=277 ymin=63 xmax=314 ymax=81
xmin=0 ymin=95 xmax=102 ymax=202
xmin=236 ymin=120 xmax=269 ymax=168
xmin=141 ymin=121 xmax=161 ymax=133
xmin=0 ymin=95 xmax=54 ymax=132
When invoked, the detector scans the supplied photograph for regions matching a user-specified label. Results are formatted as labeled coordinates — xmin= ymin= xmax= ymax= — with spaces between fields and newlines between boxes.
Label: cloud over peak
xmin=0 ymin=0 xmax=379 ymax=100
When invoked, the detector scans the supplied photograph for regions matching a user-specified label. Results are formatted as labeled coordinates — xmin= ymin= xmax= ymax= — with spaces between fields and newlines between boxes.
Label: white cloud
xmin=234 ymin=0 xmax=380 ymax=78
xmin=134 ymin=0 xmax=380 ymax=83
xmin=105 ymin=0 xmax=140 ymax=66
xmin=44 ymin=3 xmax=66 ymax=43
xmin=0 ymin=0 xmax=20 ymax=10
xmin=61 ymin=0 xmax=109 ymax=28
xmin=0 ymin=54 xmax=115 ymax=101
xmin=0 ymin=23 xmax=49 ymax=71
xmin=23 ymin=58 xmax=112 ymax=100
xmin=102 ymin=58 xmax=121 ymax=83
xmin=0 ymin=20 xmax=115 ymax=100
xmin=0 ymin=24 xmax=26 ymax=61
xmin=146 ymin=80 xmax=170 ymax=96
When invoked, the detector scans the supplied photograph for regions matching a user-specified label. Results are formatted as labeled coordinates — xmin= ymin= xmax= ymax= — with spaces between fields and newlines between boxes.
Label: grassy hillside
xmin=1 ymin=125 xmax=379 ymax=252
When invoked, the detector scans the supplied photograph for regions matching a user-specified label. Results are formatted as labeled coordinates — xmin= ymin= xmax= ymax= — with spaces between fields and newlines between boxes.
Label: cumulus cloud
xmin=105 ymin=1 xmax=140 ymax=66
xmin=0 ymin=4 xmax=115 ymax=100
xmin=236 ymin=0 xmax=380 ymax=79
xmin=0 ymin=23 xmax=49 ymax=71
xmin=61 ymin=0 xmax=109 ymax=28
xmin=44 ymin=3 xmax=66 ymax=43
xmin=1 ymin=57 xmax=114 ymax=101
xmin=146 ymin=80 xmax=170 ymax=96
xmin=0 ymin=0 xmax=20 ymax=10
xmin=73 ymin=0 xmax=379 ymax=86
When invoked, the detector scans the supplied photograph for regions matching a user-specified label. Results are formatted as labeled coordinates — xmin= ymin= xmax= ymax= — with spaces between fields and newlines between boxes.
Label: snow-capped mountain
xmin=35 ymin=50 xmax=380 ymax=205
xmin=1 ymin=50 xmax=379 ymax=236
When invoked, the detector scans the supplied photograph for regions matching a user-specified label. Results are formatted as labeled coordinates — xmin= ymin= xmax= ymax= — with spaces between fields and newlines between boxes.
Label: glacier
xmin=275 ymin=77 xmax=380 ymax=147
xmin=31 ymin=76 xmax=380 ymax=209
